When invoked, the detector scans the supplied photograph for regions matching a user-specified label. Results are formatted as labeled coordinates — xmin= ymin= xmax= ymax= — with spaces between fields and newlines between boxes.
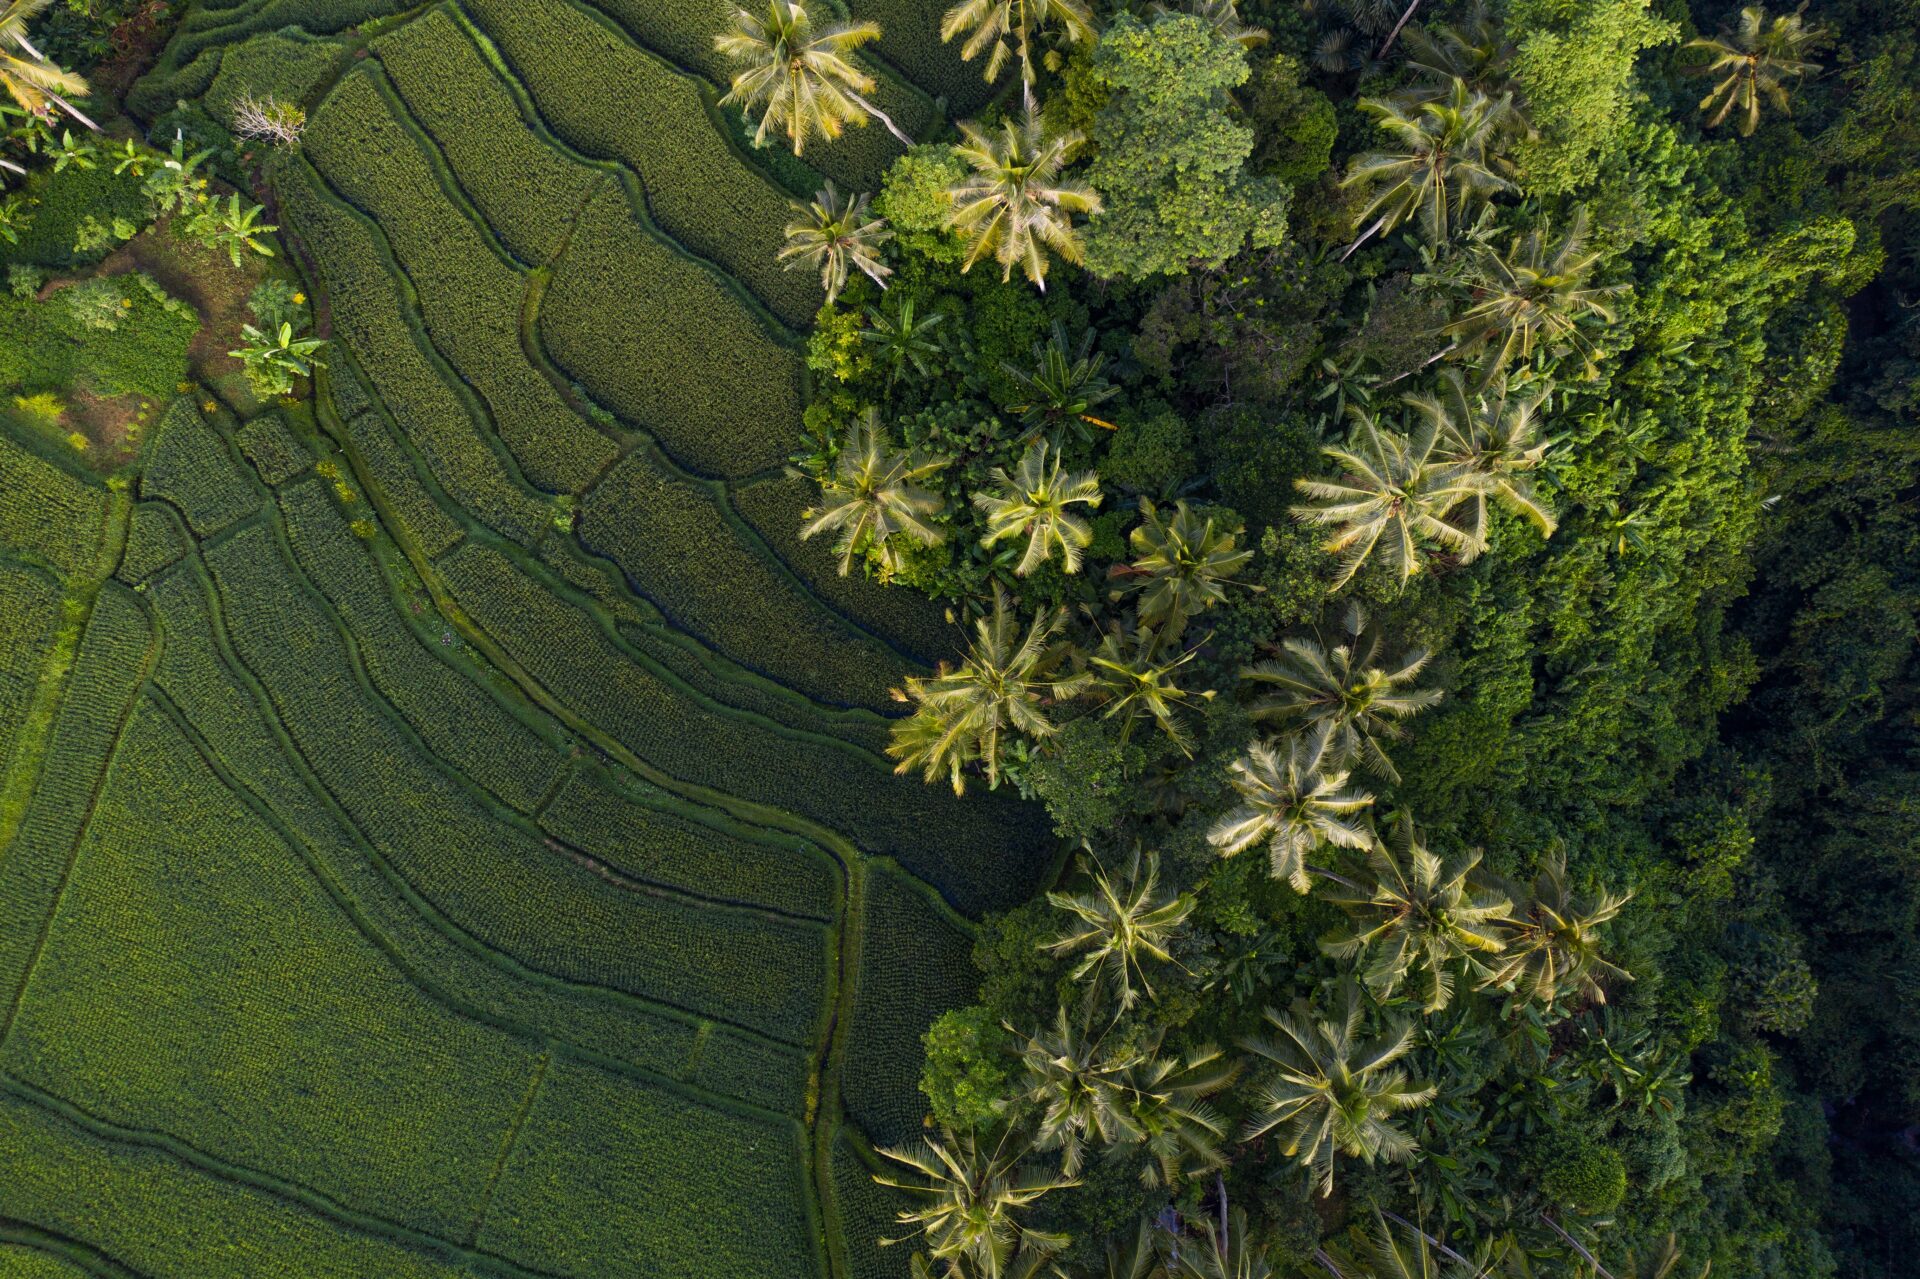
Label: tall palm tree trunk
xmin=847 ymin=90 xmax=914 ymax=148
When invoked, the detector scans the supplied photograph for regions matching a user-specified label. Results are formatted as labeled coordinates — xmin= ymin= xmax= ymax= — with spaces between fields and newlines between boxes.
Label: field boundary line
xmin=0 ymin=1218 xmax=146 ymax=1279
xmin=466 ymin=1047 xmax=550 ymax=1247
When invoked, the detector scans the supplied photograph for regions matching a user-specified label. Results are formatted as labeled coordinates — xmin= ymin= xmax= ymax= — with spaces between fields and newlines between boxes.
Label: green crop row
xmin=730 ymin=473 xmax=966 ymax=666
xmin=113 ymin=501 xmax=190 ymax=586
xmin=0 ymin=434 xmax=108 ymax=579
xmin=831 ymin=1129 xmax=916 ymax=1279
xmin=477 ymin=1057 xmax=822 ymax=1279
xmin=203 ymin=522 xmax=833 ymax=1044
xmin=847 ymin=0 xmax=1000 ymax=116
xmin=541 ymin=184 xmax=803 ymax=480
xmin=304 ymin=68 xmax=619 ymax=495
xmin=338 ymin=407 xmax=466 ymax=558
xmin=273 ymin=159 xmax=550 ymax=545
xmin=0 ymin=1242 xmax=89 ymax=1278
xmin=372 ymin=6 xmax=606 ymax=267
xmin=539 ymin=761 xmax=839 ymax=921
xmin=276 ymin=478 xmax=565 ymax=815
xmin=1 ymin=698 xmax=541 ymax=1240
xmin=437 ymin=540 xmax=1037 ymax=892
xmin=579 ymin=446 xmax=906 ymax=711
xmin=140 ymin=399 xmax=262 ymax=538
xmin=127 ymin=0 xmax=409 ymax=117
xmin=234 ymin=411 xmax=313 ymax=487
xmin=839 ymin=866 xmax=977 ymax=1147
xmin=202 ymin=28 xmax=349 ymax=122
xmin=0 ymin=1090 xmax=471 ymax=1279
xmin=0 ymin=583 xmax=150 ymax=1022
xmin=462 ymin=0 xmax=822 ymax=329
xmin=141 ymin=555 xmax=730 ymax=1101
xmin=0 ymin=562 xmax=63 ymax=778
xmin=687 ymin=1023 xmax=815 ymax=1115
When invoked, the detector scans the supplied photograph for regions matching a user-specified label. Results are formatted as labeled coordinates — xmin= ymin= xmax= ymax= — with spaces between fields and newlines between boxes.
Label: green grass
xmin=477 ymin=1057 xmax=823 ymax=1279
xmin=0 ymin=273 xmax=196 ymax=403
xmin=0 ymin=563 xmax=64 ymax=782
xmin=139 ymin=399 xmax=262 ymax=538
xmin=1 ymin=698 xmax=541 ymax=1239
xmin=578 ymin=445 xmax=908 ymax=710
xmin=303 ymin=68 xmax=619 ymax=496
xmin=541 ymin=183 xmax=804 ymax=480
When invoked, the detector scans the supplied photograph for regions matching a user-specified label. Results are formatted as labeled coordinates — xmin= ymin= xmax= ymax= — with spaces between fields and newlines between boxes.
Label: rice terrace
xmin=1 ymin=0 xmax=1917 ymax=1276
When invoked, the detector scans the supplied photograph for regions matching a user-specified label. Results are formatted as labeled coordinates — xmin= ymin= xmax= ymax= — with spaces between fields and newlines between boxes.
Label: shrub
xmin=920 ymin=1005 xmax=1015 ymax=1130
xmin=1533 ymin=1128 xmax=1629 ymax=1214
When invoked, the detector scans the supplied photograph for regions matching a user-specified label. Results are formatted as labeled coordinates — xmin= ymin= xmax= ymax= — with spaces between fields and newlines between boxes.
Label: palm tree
xmin=862 ymin=296 xmax=947 ymax=386
xmin=876 ymin=1127 xmax=1074 ymax=1278
xmin=1478 ymin=850 xmax=1632 ymax=1010
xmin=1239 ymin=982 xmax=1436 ymax=1195
xmin=1001 ymin=321 xmax=1119 ymax=446
xmin=1084 ymin=1219 xmax=1163 ymax=1279
xmin=1688 ymin=4 xmax=1826 ymax=137
xmin=1320 ymin=1210 xmax=1497 ymax=1279
xmin=1399 ymin=1 xmax=1513 ymax=101
xmin=1117 ymin=1041 xmax=1238 ymax=1188
xmin=1 ymin=1 xmax=95 ymax=130
xmin=1166 ymin=1206 xmax=1284 ymax=1279
xmin=716 ymin=1 xmax=912 ymax=155
xmin=1408 ymin=366 xmax=1558 ymax=540
xmin=1340 ymin=78 xmax=1513 ymax=257
xmin=1087 ymin=625 xmax=1209 ymax=753
xmin=780 ymin=182 xmax=893 ymax=304
xmin=1292 ymin=413 xmax=1485 ymax=591
xmin=888 ymin=589 xmax=1089 ymax=794
xmin=940 ymin=0 xmax=1095 ymax=88
xmin=1240 ymin=600 xmax=1441 ymax=784
xmin=1018 ymin=1007 xmax=1143 ymax=1176
xmin=800 ymin=408 xmax=946 ymax=576
xmin=1320 ymin=818 xmax=1512 ymax=1013
xmin=1110 ymin=500 xmax=1253 ymax=638
xmin=1432 ymin=207 xmax=1626 ymax=377
xmin=975 ymin=439 xmax=1104 ymax=575
xmin=1207 ymin=726 xmax=1376 ymax=893
xmin=1047 ymin=847 xmax=1193 ymax=1015
xmin=1151 ymin=0 xmax=1268 ymax=49
xmin=946 ymin=113 xmax=1100 ymax=291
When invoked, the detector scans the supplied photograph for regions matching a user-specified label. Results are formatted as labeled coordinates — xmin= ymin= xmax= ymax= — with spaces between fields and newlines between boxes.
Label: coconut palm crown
xmin=1688 ymin=4 xmax=1827 ymax=137
xmin=975 ymin=438 xmax=1104 ymax=575
xmin=1207 ymin=725 xmax=1376 ymax=892
xmin=945 ymin=112 xmax=1101 ymax=290
xmin=1045 ymin=847 xmax=1193 ymax=1014
xmin=799 ymin=408 xmax=946 ymax=577
xmin=779 ymin=181 xmax=892 ymax=304
xmin=716 ymin=1 xmax=909 ymax=155
xmin=0 ymin=0 xmax=93 ymax=129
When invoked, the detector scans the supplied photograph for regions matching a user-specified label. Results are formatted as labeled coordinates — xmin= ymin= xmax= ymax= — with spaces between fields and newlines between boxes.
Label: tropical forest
xmin=0 ymin=0 xmax=1914 ymax=1274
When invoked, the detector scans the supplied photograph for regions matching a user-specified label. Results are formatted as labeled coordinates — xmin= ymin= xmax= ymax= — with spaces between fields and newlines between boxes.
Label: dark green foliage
xmin=0 ymin=165 xmax=150 ymax=272
xmin=919 ymin=1005 xmax=1015 ymax=1131
xmin=0 ymin=272 xmax=197 ymax=406
xmin=1100 ymin=402 xmax=1194 ymax=497
xmin=1244 ymin=52 xmax=1338 ymax=187
xmin=1531 ymin=1128 xmax=1629 ymax=1215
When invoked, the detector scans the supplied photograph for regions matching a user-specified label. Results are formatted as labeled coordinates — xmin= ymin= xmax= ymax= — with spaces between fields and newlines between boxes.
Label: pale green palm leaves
xmin=800 ymin=408 xmax=946 ymax=576
xmin=1341 ymin=78 xmax=1513 ymax=255
xmin=1478 ymin=850 xmax=1632 ymax=1010
xmin=877 ymin=1127 xmax=1074 ymax=1279
xmin=863 ymin=296 xmax=948 ymax=385
xmin=1239 ymin=983 xmax=1436 ymax=1195
xmin=1320 ymin=1210 xmax=1495 ymax=1279
xmin=1688 ymin=4 xmax=1826 ymax=137
xmin=1018 ymin=1008 xmax=1142 ymax=1176
xmin=1207 ymin=726 xmax=1376 ymax=892
xmin=1240 ymin=601 xmax=1440 ymax=784
xmin=716 ymin=1 xmax=905 ymax=155
xmin=940 ymin=0 xmax=1095 ymax=87
xmin=780 ymin=181 xmax=893 ymax=304
xmin=1087 ymin=625 xmax=1209 ymax=753
xmin=1118 ymin=1042 xmax=1239 ymax=1188
xmin=1292 ymin=414 xmax=1485 ymax=591
xmin=976 ymin=439 xmax=1104 ymax=575
xmin=889 ymin=589 xmax=1088 ymax=794
xmin=1165 ymin=1206 xmax=1283 ymax=1279
xmin=1321 ymin=819 xmax=1512 ymax=1013
xmin=1 ymin=1 xmax=93 ymax=129
xmin=1045 ymin=847 xmax=1193 ymax=1014
xmin=1434 ymin=208 xmax=1626 ymax=377
xmin=1112 ymin=499 xmax=1253 ymax=637
xmin=946 ymin=113 xmax=1101 ymax=290
xmin=1002 ymin=321 xmax=1119 ymax=446
xmin=1408 ymin=367 xmax=1558 ymax=539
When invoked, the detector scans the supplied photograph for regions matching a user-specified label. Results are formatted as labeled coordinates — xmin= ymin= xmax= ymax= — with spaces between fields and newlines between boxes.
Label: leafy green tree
xmin=716 ymin=1 xmax=912 ymax=155
xmin=1504 ymin=0 xmax=1677 ymax=194
xmin=779 ymin=182 xmax=892 ymax=304
xmin=888 ymin=589 xmax=1088 ymax=794
xmin=228 ymin=322 xmax=326 ymax=398
xmin=939 ymin=0 xmax=1095 ymax=88
xmin=1478 ymin=850 xmax=1632 ymax=1010
xmin=799 ymin=408 xmax=946 ymax=576
xmin=1045 ymin=847 xmax=1192 ymax=1014
xmin=1000 ymin=321 xmax=1119 ymax=446
xmin=1017 ymin=1007 xmax=1141 ymax=1175
xmin=1320 ymin=818 xmax=1512 ymax=1013
xmin=1239 ymin=982 xmax=1436 ymax=1195
xmin=1292 ymin=413 xmax=1484 ymax=591
xmin=1110 ymin=498 xmax=1252 ymax=637
xmin=1240 ymin=600 xmax=1441 ymax=783
xmin=921 ymin=1007 xmax=1015 ymax=1130
xmin=1 ymin=1 xmax=95 ymax=130
xmin=1116 ymin=1041 xmax=1237 ymax=1187
xmin=876 ymin=1127 xmax=1074 ymax=1277
xmin=975 ymin=439 xmax=1104 ymax=575
xmin=1079 ymin=13 xmax=1289 ymax=281
xmin=862 ymin=296 xmax=948 ymax=387
xmin=1408 ymin=367 xmax=1559 ymax=539
xmin=1687 ymin=4 xmax=1827 ymax=136
xmin=1207 ymin=726 xmax=1376 ymax=892
xmin=1340 ymin=78 xmax=1514 ymax=255
xmin=946 ymin=112 xmax=1100 ymax=290
xmin=1151 ymin=0 xmax=1266 ymax=48
xmin=1085 ymin=625 xmax=1208 ymax=751
xmin=1429 ymin=208 xmax=1626 ymax=377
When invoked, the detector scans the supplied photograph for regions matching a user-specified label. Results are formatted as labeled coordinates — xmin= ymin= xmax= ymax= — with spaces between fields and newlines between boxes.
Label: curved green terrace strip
xmin=0 ymin=564 xmax=66 ymax=794
xmin=0 ymin=1231 xmax=133 ymax=1279
xmin=138 ymin=400 xmax=262 ymax=540
xmin=437 ymin=0 xmax=823 ymax=328
xmin=303 ymin=67 xmax=622 ymax=497
xmin=844 ymin=0 xmax=1003 ymax=117
xmin=0 ymin=433 xmax=112 ymax=582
